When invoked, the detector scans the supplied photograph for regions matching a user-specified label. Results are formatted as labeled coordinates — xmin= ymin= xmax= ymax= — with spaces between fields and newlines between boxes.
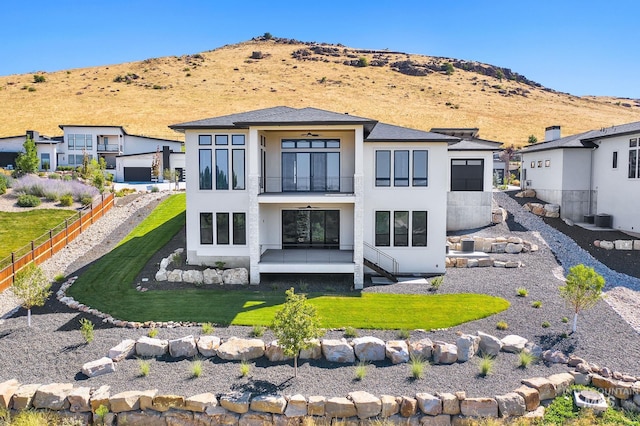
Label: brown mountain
xmin=1 ymin=37 xmax=639 ymax=146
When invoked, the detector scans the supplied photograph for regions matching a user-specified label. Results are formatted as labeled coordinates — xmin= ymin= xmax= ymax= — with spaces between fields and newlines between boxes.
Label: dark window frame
xmin=216 ymin=213 xmax=229 ymax=245
xmin=200 ymin=213 xmax=213 ymax=245
xmin=375 ymin=211 xmax=390 ymax=247
xmin=215 ymin=149 xmax=229 ymax=190
xmin=411 ymin=211 xmax=428 ymax=247
xmin=199 ymin=135 xmax=212 ymax=145
xmin=412 ymin=150 xmax=428 ymax=186
xmin=232 ymin=149 xmax=245 ymax=190
xmin=198 ymin=149 xmax=212 ymax=190
xmin=393 ymin=211 xmax=409 ymax=247
xmin=375 ymin=150 xmax=391 ymax=187
xmin=233 ymin=213 xmax=246 ymax=245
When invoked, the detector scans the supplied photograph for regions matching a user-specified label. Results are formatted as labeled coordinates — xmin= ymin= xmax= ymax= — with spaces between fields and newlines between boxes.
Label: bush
xmin=496 ymin=321 xmax=508 ymax=330
xmin=151 ymin=186 xmax=159 ymax=192
xmin=191 ymin=359 xmax=203 ymax=378
xmin=48 ymin=173 xmax=60 ymax=180
xmin=79 ymin=318 xmax=94 ymax=343
xmin=344 ymin=326 xmax=358 ymax=338
xmin=542 ymin=321 xmax=551 ymax=328
xmin=54 ymin=273 xmax=66 ymax=283
xmin=59 ymin=194 xmax=74 ymax=206
xmin=532 ymin=300 xmax=542 ymax=308
xmin=357 ymin=57 xmax=369 ymax=67
xmin=80 ymin=196 xmax=94 ymax=206
xmin=33 ymin=74 xmax=46 ymax=83
xmin=138 ymin=359 xmax=150 ymax=377
xmin=240 ymin=360 xmax=251 ymax=377
xmin=430 ymin=276 xmax=444 ymax=291
xmin=17 ymin=194 xmax=41 ymax=207
xmin=148 ymin=328 xmax=158 ymax=338
xmin=250 ymin=325 xmax=265 ymax=337
xmin=397 ymin=329 xmax=411 ymax=339
xmin=516 ymin=287 xmax=528 ymax=297
xmin=201 ymin=322 xmax=214 ymax=335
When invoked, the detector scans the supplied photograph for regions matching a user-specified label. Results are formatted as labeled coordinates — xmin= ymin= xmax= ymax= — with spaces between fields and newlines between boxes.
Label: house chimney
xmin=544 ymin=125 xmax=561 ymax=141
xmin=26 ymin=130 xmax=39 ymax=140
xmin=162 ymin=146 xmax=171 ymax=170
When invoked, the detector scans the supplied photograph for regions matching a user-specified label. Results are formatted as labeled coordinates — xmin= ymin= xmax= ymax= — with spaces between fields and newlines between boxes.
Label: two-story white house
xmin=520 ymin=122 xmax=640 ymax=233
xmin=170 ymin=106 xmax=459 ymax=288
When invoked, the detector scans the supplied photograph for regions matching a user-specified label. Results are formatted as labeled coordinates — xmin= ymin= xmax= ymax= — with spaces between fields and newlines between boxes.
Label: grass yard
xmin=68 ymin=193 xmax=509 ymax=329
xmin=0 ymin=209 xmax=78 ymax=260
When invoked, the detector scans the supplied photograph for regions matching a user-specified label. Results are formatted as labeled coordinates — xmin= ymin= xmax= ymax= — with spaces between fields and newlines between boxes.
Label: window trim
xmin=375 ymin=211 xmax=390 ymax=247
xmin=198 ymin=149 xmax=212 ymax=190
xmin=393 ymin=211 xmax=409 ymax=247
xmin=200 ymin=213 xmax=213 ymax=245
xmin=216 ymin=213 xmax=229 ymax=245
xmin=199 ymin=135 xmax=212 ymax=145
xmin=411 ymin=211 xmax=428 ymax=247
xmin=232 ymin=149 xmax=245 ymax=190
xmin=412 ymin=150 xmax=428 ymax=186
xmin=233 ymin=212 xmax=246 ymax=245
xmin=375 ymin=150 xmax=391 ymax=187
xmin=394 ymin=150 xmax=410 ymax=187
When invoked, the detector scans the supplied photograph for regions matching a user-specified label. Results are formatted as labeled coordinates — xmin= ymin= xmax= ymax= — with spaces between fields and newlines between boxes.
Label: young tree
xmin=527 ymin=134 xmax=538 ymax=145
xmin=15 ymin=137 xmax=39 ymax=175
xmin=12 ymin=263 xmax=51 ymax=327
xmin=559 ymin=264 xmax=605 ymax=333
xmin=151 ymin=146 xmax=161 ymax=181
xmin=498 ymin=144 xmax=516 ymax=183
xmin=270 ymin=287 xmax=323 ymax=377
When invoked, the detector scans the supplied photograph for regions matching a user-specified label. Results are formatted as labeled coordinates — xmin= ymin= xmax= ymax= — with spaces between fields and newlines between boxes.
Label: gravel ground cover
xmin=0 ymin=190 xmax=639 ymax=400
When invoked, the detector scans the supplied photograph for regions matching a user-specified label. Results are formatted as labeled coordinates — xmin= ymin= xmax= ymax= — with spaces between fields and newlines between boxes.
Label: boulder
xmin=460 ymin=397 xmax=498 ymax=417
xmin=265 ymin=340 xmax=292 ymax=362
xmin=455 ymin=257 xmax=468 ymax=268
xmin=138 ymin=389 xmax=158 ymax=411
xmin=82 ymin=357 xmax=116 ymax=378
xmin=89 ymin=385 xmax=110 ymax=412
xmin=408 ymin=338 xmax=433 ymax=361
xmin=615 ymin=240 xmax=633 ymax=250
xmin=222 ymin=268 xmax=249 ymax=285
xmin=307 ymin=396 xmax=326 ymax=416
xmin=571 ymin=372 xmax=592 ymax=386
xmin=109 ymin=390 xmax=144 ymax=412
xmin=544 ymin=204 xmax=560 ymax=214
xmin=33 ymin=383 xmax=73 ymax=410
xmin=634 ymin=240 xmax=640 ymax=251
xmin=600 ymin=240 xmax=614 ymax=250
xmin=500 ymin=335 xmax=528 ymax=353
xmin=197 ymin=335 xmax=221 ymax=357
xmin=567 ymin=355 xmax=586 ymax=367
xmin=67 ymin=387 xmax=91 ymax=413
xmin=380 ymin=395 xmax=400 ymax=417
xmin=325 ymin=397 xmax=357 ymax=418
xmin=467 ymin=259 xmax=479 ymax=268
xmin=547 ymin=373 xmax=575 ymax=396
xmin=203 ymin=268 xmax=222 ymax=284
xmin=167 ymin=269 xmax=183 ymax=282
xmin=433 ymin=342 xmax=458 ymax=364
xmin=185 ymin=393 xmax=217 ymax=412
xmin=524 ymin=342 xmax=543 ymax=357
xmin=249 ymin=395 xmax=287 ymax=414
xmin=0 ymin=379 xmax=19 ymax=409
xmin=182 ymin=270 xmax=204 ymax=284
xmin=456 ymin=334 xmax=479 ymax=362
xmin=284 ymin=394 xmax=307 ymax=417
xmin=521 ymin=377 xmax=556 ymax=400
xmin=216 ymin=337 xmax=265 ymax=361
xmin=321 ymin=339 xmax=355 ymax=363
xmin=352 ymin=336 xmax=386 ymax=361
xmin=478 ymin=331 xmax=502 ymax=356
xmin=477 ymin=258 xmax=494 ymax=267
xmin=11 ymin=383 xmax=40 ymax=410
xmin=299 ymin=339 xmax=322 ymax=359
xmin=491 ymin=242 xmax=507 ymax=253
xmin=240 ymin=413 xmax=272 ymax=425
xmin=542 ymin=350 xmax=568 ymax=364
xmin=155 ymin=270 xmax=168 ymax=281
xmin=117 ymin=411 xmax=164 ymax=425
xmin=169 ymin=335 xmax=198 ymax=358
xmin=416 ymin=393 xmax=442 ymax=416
xmin=400 ymin=396 xmax=417 ymax=417
xmin=513 ymin=385 xmax=540 ymax=411
xmin=108 ymin=339 xmax=136 ymax=361
xmin=495 ymin=393 xmax=526 ymax=417
xmin=438 ymin=393 xmax=460 ymax=415
xmin=386 ymin=340 xmax=410 ymax=364
xmin=136 ymin=336 xmax=168 ymax=357
xmin=505 ymin=243 xmax=523 ymax=254
xmin=349 ymin=391 xmax=381 ymax=419
xmin=220 ymin=392 xmax=252 ymax=414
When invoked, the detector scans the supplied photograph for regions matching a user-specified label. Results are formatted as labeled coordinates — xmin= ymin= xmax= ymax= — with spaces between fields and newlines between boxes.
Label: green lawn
xmin=0 ymin=209 xmax=79 ymax=260
xmin=68 ymin=193 xmax=510 ymax=329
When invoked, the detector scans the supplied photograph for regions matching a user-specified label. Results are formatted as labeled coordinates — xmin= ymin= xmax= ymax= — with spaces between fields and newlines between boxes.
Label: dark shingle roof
xmin=581 ymin=121 xmax=640 ymax=142
xmin=448 ymin=138 xmax=502 ymax=151
xmin=518 ymin=130 xmax=599 ymax=153
xmin=169 ymin=107 xmax=298 ymax=130
xmin=365 ymin=122 xmax=459 ymax=143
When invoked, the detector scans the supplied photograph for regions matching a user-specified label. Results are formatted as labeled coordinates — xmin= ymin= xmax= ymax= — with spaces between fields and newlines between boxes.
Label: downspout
xmin=588 ymin=145 xmax=597 ymax=215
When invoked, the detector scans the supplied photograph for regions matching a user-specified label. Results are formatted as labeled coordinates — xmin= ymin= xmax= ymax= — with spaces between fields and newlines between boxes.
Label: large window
xmin=412 ymin=211 xmax=427 ymax=246
xmin=233 ymin=213 xmax=246 ymax=245
xmin=451 ymin=159 xmax=484 ymax=191
xmin=232 ymin=149 xmax=245 ymax=190
xmin=216 ymin=149 xmax=229 ymax=190
xmin=200 ymin=213 xmax=213 ymax=244
xmin=375 ymin=149 xmax=428 ymax=187
xmin=216 ymin=213 xmax=229 ymax=245
xmin=394 ymin=151 xmax=409 ymax=187
xmin=413 ymin=151 xmax=428 ymax=186
xmin=630 ymin=139 xmax=638 ymax=179
xmin=394 ymin=211 xmax=409 ymax=247
xmin=68 ymin=134 xmax=92 ymax=150
xmin=375 ymin=151 xmax=391 ymax=186
xmin=68 ymin=154 xmax=92 ymax=166
xmin=199 ymin=150 xmax=212 ymax=190
xmin=375 ymin=211 xmax=390 ymax=246
xmin=282 ymin=152 xmax=340 ymax=192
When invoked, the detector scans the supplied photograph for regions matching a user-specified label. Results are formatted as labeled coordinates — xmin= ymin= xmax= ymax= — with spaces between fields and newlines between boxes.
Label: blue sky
xmin=2 ymin=0 xmax=639 ymax=98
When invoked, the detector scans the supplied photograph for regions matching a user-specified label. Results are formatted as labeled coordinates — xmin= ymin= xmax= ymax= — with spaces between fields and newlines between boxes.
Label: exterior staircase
xmin=363 ymin=242 xmax=398 ymax=283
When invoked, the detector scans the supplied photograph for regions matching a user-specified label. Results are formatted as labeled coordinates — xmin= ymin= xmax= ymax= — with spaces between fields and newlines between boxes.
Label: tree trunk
xmin=294 ymin=356 xmax=298 ymax=377
xmin=27 ymin=309 xmax=31 ymax=327
xmin=572 ymin=312 xmax=578 ymax=333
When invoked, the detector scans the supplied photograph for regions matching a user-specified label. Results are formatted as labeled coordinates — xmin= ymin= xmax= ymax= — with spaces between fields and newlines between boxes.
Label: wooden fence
xmin=0 ymin=192 xmax=115 ymax=292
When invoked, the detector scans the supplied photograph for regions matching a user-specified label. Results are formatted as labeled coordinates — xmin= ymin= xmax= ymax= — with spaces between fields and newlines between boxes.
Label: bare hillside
xmin=1 ymin=38 xmax=639 ymax=146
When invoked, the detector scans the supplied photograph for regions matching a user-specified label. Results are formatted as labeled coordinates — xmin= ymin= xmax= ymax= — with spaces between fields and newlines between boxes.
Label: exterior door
xmin=282 ymin=210 xmax=340 ymax=248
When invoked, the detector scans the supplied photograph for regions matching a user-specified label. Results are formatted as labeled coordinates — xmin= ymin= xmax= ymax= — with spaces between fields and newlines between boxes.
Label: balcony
xmin=261 ymin=176 xmax=354 ymax=194
xmin=259 ymin=244 xmax=355 ymax=274
xmin=97 ymin=144 xmax=121 ymax=153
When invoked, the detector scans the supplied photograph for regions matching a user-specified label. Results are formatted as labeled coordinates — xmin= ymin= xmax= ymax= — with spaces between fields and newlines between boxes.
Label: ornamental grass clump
xmin=409 ymin=355 xmax=427 ymax=379
xmin=354 ymin=361 xmax=367 ymax=381
xmin=478 ymin=354 xmax=495 ymax=377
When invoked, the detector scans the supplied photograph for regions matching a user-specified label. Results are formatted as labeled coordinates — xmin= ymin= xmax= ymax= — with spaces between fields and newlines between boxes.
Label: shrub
xmin=518 ymin=351 xmax=536 ymax=368
xmin=44 ymin=191 xmax=59 ymax=202
xmin=80 ymin=196 xmax=93 ymax=206
xmin=148 ymin=327 xmax=158 ymax=338
xmin=516 ymin=287 xmax=528 ymax=297
xmin=430 ymin=276 xmax=443 ymax=291
xmin=542 ymin=321 xmax=551 ymax=328
xmin=59 ymin=194 xmax=74 ymax=206
xmin=13 ymin=175 xmax=98 ymax=201
xmin=354 ymin=361 xmax=367 ymax=381
xmin=95 ymin=404 xmax=110 ymax=423
xmin=344 ymin=326 xmax=358 ymax=338
xmin=562 ymin=316 xmax=569 ymax=323
xmin=357 ymin=57 xmax=369 ymax=67
xmin=151 ymin=185 xmax=160 ymax=192
xmin=17 ymin=194 xmax=41 ymax=207
xmin=532 ymin=300 xmax=542 ymax=308
xmin=397 ymin=329 xmax=411 ymax=339
xmin=240 ymin=360 xmax=250 ymax=377
xmin=33 ymin=74 xmax=46 ymax=83
xmin=54 ymin=273 xmax=66 ymax=283
xmin=496 ymin=321 xmax=509 ymax=330
xmin=172 ymin=253 xmax=183 ymax=267
xmin=201 ymin=322 xmax=214 ymax=335
xmin=409 ymin=355 xmax=427 ymax=379
xmin=138 ymin=359 xmax=150 ymax=376
xmin=478 ymin=355 xmax=495 ymax=377
xmin=79 ymin=318 xmax=94 ymax=343
xmin=250 ymin=325 xmax=265 ymax=337
xmin=191 ymin=359 xmax=203 ymax=378
xmin=48 ymin=173 xmax=60 ymax=180
xmin=214 ymin=260 xmax=226 ymax=269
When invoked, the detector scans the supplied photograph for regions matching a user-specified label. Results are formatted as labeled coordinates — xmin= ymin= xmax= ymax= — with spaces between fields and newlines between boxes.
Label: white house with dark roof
xmin=520 ymin=122 xmax=640 ymax=233
xmin=170 ymin=106 xmax=462 ymax=288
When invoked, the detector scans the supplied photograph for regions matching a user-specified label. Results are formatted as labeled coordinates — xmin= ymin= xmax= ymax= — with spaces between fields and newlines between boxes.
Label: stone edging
xmin=594 ymin=239 xmax=640 ymax=251
xmin=445 ymin=235 xmax=538 ymax=269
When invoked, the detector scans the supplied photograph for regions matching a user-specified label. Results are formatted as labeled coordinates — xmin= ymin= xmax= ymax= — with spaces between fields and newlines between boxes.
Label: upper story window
xmin=68 ymin=134 xmax=92 ymax=150
xmin=199 ymin=135 xmax=212 ymax=145
xmin=199 ymin=134 xmax=245 ymax=190
xmin=282 ymin=139 xmax=340 ymax=149
xmin=375 ymin=149 xmax=428 ymax=187
xmin=629 ymin=139 xmax=639 ymax=179
xmin=451 ymin=159 xmax=484 ymax=191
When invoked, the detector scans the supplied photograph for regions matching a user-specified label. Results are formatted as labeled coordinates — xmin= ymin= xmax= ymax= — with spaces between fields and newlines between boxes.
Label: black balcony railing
xmin=261 ymin=176 xmax=354 ymax=193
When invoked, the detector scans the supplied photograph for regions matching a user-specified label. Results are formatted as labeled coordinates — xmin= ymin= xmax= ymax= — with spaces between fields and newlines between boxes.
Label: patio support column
xmin=353 ymin=126 xmax=364 ymax=289
xmin=248 ymin=128 xmax=261 ymax=284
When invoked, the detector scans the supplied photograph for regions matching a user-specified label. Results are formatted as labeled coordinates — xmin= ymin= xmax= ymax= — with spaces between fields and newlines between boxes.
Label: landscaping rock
xmin=89 ymin=386 xmax=110 ymax=412
xmin=222 ymin=268 xmax=249 ymax=285
xmin=349 ymin=391 xmax=381 ymax=419
xmin=203 ymin=268 xmax=222 ymax=284
xmin=460 ymin=397 xmax=498 ymax=417
xmin=216 ymin=337 xmax=265 ymax=361
xmin=220 ymin=392 xmax=251 ymax=414
xmin=416 ymin=393 xmax=442 ymax=416
xmin=284 ymin=394 xmax=307 ymax=417
xmin=438 ymin=393 xmax=460 ymax=415
xmin=249 ymin=395 xmax=287 ymax=414
xmin=265 ymin=340 xmax=293 ymax=362
xmin=117 ymin=411 xmax=164 ymax=425
xmin=456 ymin=334 xmax=479 ymax=362
xmin=600 ymin=240 xmax=614 ymax=250
xmin=408 ymin=338 xmax=433 ymax=361
xmin=155 ymin=270 xmax=168 ymax=281
xmin=307 ymin=396 xmax=325 ymax=416
xmin=197 ymin=335 xmax=221 ymax=357
xmin=82 ymin=357 xmax=115 ymax=378
xmin=495 ymin=393 xmax=525 ymax=417
xmin=167 ymin=269 xmax=183 ymax=282
xmin=240 ymin=412 xmax=272 ymax=425
xmin=386 ymin=340 xmax=410 ymax=364
xmin=615 ymin=240 xmax=633 ymax=250
xmin=542 ymin=350 xmax=568 ymax=364
xmin=513 ymin=385 xmax=540 ymax=411
xmin=108 ymin=339 xmax=136 ymax=361
xmin=547 ymin=373 xmax=575 ymax=396
xmin=169 ymin=335 xmax=197 ymax=358
xmin=182 ymin=269 xmax=204 ymax=284
xmin=325 ymin=397 xmax=357 ymax=418
xmin=322 ymin=339 xmax=355 ymax=363
xmin=299 ymin=339 xmax=322 ymax=359
xmin=400 ymin=396 xmax=417 ymax=417
xmin=0 ymin=379 xmax=19 ymax=409
xmin=67 ymin=387 xmax=91 ymax=413
xmin=185 ymin=393 xmax=217 ymax=412
xmin=500 ymin=335 xmax=528 ymax=353
xmin=11 ymin=383 xmax=40 ymax=410
xmin=136 ymin=336 xmax=168 ymax=357
xmin=634 ymin=240 xmax=640 ymax=250
xmin=521 ymin=377 xmax=556 ymax=400
xmin=109 ymin=390 xmax=143 ymax=412
xmin=505 ymin=243 xmax=523 ymax=254
xmin=33 ymin=383 xmax=73 ymax=410
xmin=152 ymin=394 xmax=185 ymax=412
xmin=380 ymin=395 xmax=400 ymax=417
xmin=433 ymin=342 xmax=458 ymax=364
xmin=352 ymin=336 xmax=386 ymax=361
xmin=478 ymin=331 xmax=502 ymax=356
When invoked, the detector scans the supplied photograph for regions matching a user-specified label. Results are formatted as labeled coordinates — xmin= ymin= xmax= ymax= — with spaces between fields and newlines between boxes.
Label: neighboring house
xmin=170 ymin=106 xmax=460 ymax=288
xmin=0 ymin=127 xmax=184 ymax=182
xmin=431 ymin=128 xmax=502 ymax=231
xmin=519 ymin=123 xmax=640 ymax=233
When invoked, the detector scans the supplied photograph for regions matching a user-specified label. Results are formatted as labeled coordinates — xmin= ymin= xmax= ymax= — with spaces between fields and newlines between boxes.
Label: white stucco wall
xmin=0 ymin=136 xmax=25 ymax=153
xmin=36 ymin=143 xmax=58 ymax=171
xmin=124 ymin=135 xmax=183 ymax=155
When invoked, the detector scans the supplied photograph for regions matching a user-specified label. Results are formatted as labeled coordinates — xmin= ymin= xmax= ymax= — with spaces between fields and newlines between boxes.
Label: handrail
xmin=363 ymin=242 xmax=398 ymax=275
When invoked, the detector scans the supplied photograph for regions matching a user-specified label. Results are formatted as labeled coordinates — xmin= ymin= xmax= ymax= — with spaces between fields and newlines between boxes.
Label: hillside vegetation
xmin=1 ymin=37 xmax=639 ymax=146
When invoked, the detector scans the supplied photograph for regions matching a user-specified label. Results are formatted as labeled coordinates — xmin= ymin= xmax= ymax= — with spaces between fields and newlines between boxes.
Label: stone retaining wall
xmin=594 ymin=240 xmax=640 ymax=251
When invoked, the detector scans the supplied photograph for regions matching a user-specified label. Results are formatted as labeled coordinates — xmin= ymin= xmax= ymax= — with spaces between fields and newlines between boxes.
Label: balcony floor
xmin=259 ymin=249 xmax=355 ymax=274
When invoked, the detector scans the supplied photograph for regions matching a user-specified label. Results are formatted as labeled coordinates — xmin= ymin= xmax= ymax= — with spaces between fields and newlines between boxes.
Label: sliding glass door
xmin=282 ymin=210 xmax=340 ymax=248
xmin=282 ymin=152 xmax=339 ymax=192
